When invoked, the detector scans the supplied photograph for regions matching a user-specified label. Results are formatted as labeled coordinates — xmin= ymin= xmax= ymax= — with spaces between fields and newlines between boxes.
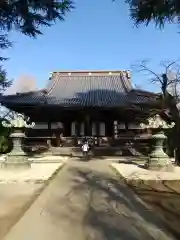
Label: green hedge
xmin=0 ymin=121 xmax=11 ymax=154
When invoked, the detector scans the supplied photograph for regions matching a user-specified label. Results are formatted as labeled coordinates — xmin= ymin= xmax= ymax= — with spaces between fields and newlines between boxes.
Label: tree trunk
xmin=161 ymin=74 xmax=180 ymax=165
xmin=164 ymin=94 xmax=180 ymax=165
xmin=174 ymin=122 xmax=180 ymax=165
xmin=174 ymin=147 xmax=180 ymax=165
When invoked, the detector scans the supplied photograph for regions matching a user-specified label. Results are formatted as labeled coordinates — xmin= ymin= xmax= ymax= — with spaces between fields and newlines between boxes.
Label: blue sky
xmin=3 ymin=0 xmax=180 ymax=92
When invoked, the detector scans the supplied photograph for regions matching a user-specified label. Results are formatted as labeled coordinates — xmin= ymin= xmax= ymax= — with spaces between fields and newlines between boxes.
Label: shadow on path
xmin=132 ymin=179 xmax=180 ymax=240
xmin=54 ymin=162 xmax=177 ymax=240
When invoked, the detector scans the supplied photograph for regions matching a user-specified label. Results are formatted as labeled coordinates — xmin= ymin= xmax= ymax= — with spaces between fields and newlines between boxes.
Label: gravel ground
xmin=0 ymin=163 xmax=64 ymax=183
xmin=0 ymin=183 xmax=44 ymax=240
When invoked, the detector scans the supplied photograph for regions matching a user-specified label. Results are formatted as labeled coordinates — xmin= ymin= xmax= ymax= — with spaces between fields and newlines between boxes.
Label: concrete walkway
xmin=3 ymin=160 xmax=178 ymax=240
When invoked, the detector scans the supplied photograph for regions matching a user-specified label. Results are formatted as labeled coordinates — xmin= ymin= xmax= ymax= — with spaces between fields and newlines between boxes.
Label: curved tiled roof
xmin=0 ymin=90 xmax=47 ymax=105
xmin=45 ymin=72 xmax=132 ymax=107
xmin=0 ymin=71 xmax=158 ymax=108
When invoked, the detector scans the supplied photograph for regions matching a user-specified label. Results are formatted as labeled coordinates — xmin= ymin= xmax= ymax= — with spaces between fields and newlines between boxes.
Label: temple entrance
xmin=70 ymin=121 xmax=106 ymax=137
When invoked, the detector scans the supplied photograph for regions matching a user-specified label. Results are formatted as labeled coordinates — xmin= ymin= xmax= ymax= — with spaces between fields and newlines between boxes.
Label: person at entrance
xmin=82 ymin=142 xmax=89 ymax=157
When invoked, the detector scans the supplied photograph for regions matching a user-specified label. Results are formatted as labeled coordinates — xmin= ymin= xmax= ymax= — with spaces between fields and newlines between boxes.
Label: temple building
xmin=0 ymin=70 xmax=159 ymax=156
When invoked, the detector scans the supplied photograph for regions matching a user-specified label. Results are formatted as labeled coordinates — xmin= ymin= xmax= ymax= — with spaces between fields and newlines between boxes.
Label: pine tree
xmin=126 ymin=0 xmax=180 ymax=28
xmin=0 ymin=1 xmax=74 ymax=153
xmin=0 ymin=0 xmax=74 ymax=37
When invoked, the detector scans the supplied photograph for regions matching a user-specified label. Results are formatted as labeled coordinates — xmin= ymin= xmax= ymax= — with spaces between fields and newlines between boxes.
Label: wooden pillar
xmin=92 ymin=122 xmax=97 ymax=136
xmin=80 ymin=122 xmax=85 ymax=136
xmin=96 ymin=121 xmax=99 ymax=137
xmin=85 ymin=114 xmax=91 ymax=136
xmin=71 ymin=122 xmax=76 ymax=136
xmin=76 ymin=122 xmax=80 ymax=136
xmin=99 ymin=122 xmax=105 ymax=136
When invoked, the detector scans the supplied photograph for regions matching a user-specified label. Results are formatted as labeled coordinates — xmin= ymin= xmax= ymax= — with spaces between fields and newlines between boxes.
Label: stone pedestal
xmin=1 ymin=132 xmax=31 ymax=170
xmin=145 ymin=132 xmax=173 ymax=172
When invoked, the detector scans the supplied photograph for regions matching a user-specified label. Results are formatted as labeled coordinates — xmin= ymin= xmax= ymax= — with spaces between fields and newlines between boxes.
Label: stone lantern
xmin=2 ymin=113 xmax=35 ymax=169
xmin=140 ymin=114 xmax=175 ymax=171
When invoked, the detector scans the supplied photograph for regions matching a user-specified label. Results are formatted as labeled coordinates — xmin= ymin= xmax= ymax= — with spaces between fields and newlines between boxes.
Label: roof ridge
xmin=49 ymin=71 xmax=131 ymax=79
xmin=51 ymin=70 xmax=130 ymax=73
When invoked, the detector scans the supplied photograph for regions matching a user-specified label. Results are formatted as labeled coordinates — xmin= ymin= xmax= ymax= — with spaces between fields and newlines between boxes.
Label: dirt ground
xmin=129 ymin=179 xmax=180 ymax=239
xmin=0 ymin=183 xmax=44 ymax=240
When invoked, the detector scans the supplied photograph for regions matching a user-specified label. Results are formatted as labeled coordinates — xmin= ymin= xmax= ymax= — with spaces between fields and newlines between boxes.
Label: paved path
xmin=4 ymin=160 xmax=178 ymax=240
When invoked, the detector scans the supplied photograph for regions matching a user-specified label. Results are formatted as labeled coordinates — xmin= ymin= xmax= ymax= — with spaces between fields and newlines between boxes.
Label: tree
xmin=0 ymin=0 xmax=74 ymax=73
xmin=0 ymin=1 xmax=74 ymax=82
xmin=0 ymin=33 xmax=12 ymax=92
xmin=0 ymin=66 xmax=11 ymax=93
xmin=0 ymin=0 xmax=74 ymax=92
xmin=133 ymin=60 xmax=180 ymax=165
xmin=0 ymin=74 xmax=12 ymax=153
xmin=0 ymin=34 xmax=12 ymax=60
xmin=0 ymin=61 xmax=12 ymax=153
xmin=0 ymin=0 xmax=74 ymax=37
xmin=0 ymin=35 xmax=11 ymax=94
xmin=0 ymin=1 xmax=74 ymax=153
xmin=126 ymin=0 xmax=180 ymax=28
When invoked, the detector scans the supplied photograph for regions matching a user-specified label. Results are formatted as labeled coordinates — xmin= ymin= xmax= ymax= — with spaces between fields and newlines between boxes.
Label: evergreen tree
xmin=0 ymin=1 xmax=74 ymax=153
xmin=0 ymin=65 xmax=11 ymax=93
xmin=0 ymin=34 xmax=12 ymax=93
xmin=0 ymin=64 xmax=11 ymax=153
xmin=126 ymin=0 xmax=180 ymax=28
xmin=0 ymin=0 xmax=74 ymax=37
xmin=0 ymin=34 xmax=12 ymax=153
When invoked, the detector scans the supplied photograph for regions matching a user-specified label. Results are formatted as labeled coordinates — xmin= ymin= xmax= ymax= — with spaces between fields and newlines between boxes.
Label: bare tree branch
xmin=131 ymin=60 xmax=163 ymax=84
xmin=133 ymin=60 xmax=180 ymax=100
xmin=160 ymin=60 xmax=177 ymax=73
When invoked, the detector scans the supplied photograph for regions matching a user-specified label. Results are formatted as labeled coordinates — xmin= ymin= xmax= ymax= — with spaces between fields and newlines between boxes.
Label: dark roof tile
xmin=45 ymin=73 xmax=132 ymax=107
xmin=0 ymin=71 xmax=158 ymax=108
xmin=0 ymin=90 xmax=47 ymax=105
